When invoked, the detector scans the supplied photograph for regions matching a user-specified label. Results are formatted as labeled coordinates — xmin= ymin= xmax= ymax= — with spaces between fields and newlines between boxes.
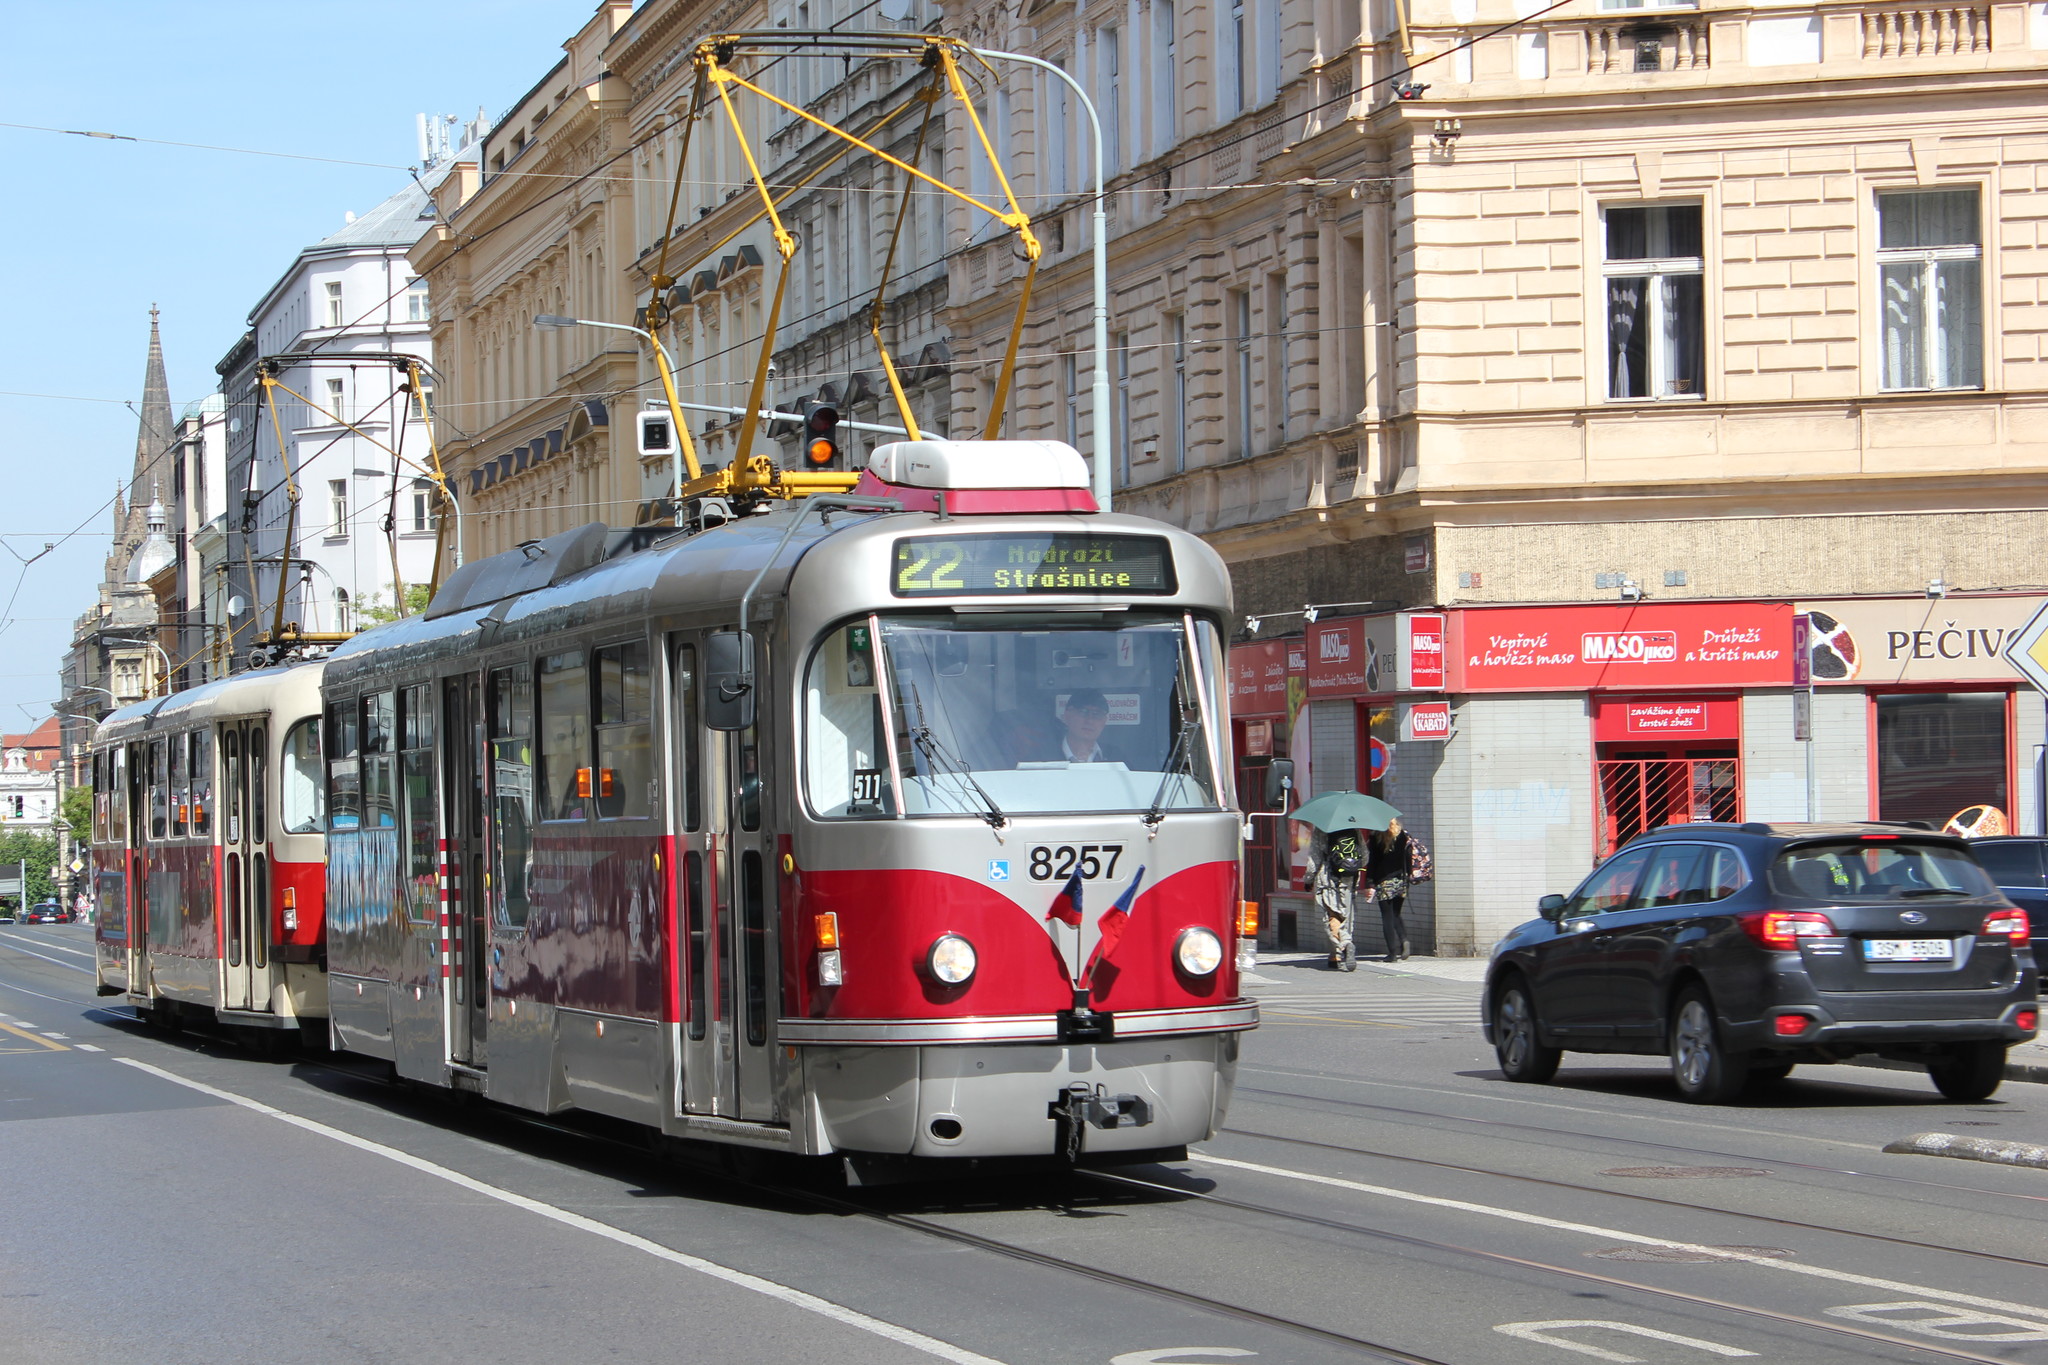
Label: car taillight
xmin=2017 ymin=1008 xmax=2038 ymax=1032
xmin=1982 ymin=908 xmax=2029 ymax=946
xmin=1740 ymin=910 xmax=1836 ymax=950
xmin=1773 ymin=1014 xmax=1812 ymax=1036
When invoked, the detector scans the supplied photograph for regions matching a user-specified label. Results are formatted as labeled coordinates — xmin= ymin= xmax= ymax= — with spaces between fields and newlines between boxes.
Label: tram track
xmin=1078 ymin=1166 xmax=2038 ymax=1365
xmin=1234 ymin=1081 xmax=2048 ymax=1204
xmin=1217 ymin=1123 xmax=2048 ymax=1272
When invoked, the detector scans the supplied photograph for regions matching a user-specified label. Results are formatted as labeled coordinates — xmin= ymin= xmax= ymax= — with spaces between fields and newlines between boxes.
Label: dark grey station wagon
xmin=1481 ymin=823 xmax=2039 ymax=1103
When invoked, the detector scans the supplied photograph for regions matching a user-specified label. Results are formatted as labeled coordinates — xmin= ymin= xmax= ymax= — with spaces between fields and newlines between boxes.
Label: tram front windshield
xmin=806 ymin=612 xmax=1224 ymax=819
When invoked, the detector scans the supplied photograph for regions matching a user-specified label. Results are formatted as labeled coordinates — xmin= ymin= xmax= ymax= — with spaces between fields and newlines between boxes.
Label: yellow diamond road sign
xmin=2009 ymin=599 xmax=2048 ymax=696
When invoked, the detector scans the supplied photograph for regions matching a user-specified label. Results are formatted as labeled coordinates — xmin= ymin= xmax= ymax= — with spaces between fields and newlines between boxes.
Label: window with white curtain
xmin=329 ymin=480 xmax=349 ymax=539
xmin=1224 ymin=0 xmax=1246 ymax=118
xmin=1878 ymin=189 xmax=1982 ymax=392
xmin=1604 ymin=204 xmax=1704 ymax=400
xmin=324 ymin=280 xmax=344 ymax=327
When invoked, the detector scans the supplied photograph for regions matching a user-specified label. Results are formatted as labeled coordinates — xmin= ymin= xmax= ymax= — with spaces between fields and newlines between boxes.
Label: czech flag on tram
xmin=1044 ymin=870 xmax=1084 ymax=929
xmin=1084 ymin=866 xmax=1147 ymax=981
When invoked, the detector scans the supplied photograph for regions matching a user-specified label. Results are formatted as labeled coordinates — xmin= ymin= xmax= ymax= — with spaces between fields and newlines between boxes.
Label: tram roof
xmin=322 ymin=503 xmax=1233 ymax=694
xmin=95 ymin=659 xmax=327 ymax=748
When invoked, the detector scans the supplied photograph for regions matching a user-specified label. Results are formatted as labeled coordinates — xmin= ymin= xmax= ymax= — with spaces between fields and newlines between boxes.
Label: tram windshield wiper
xmin=907 ymin=683 xmax=1007 ymax=829
xmin=1143 ymin=705 xmax=1200 ymax=830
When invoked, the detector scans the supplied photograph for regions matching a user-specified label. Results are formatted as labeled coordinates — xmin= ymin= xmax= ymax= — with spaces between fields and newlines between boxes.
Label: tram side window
xmin=361 ymin=691 xmax=397 ymax=829
xmin=189 ymin=729 xmax=212 ymax=839
xmin=110 ymin=747 xmax=128 ymax=843
xmin=804 ymin=621 xmax=894 ymax=819
xmin=490 ymin=664 xmax=535 ymax=928
xmin=281 ymin=719 xmax=324 ymax=834
xmin=327 ymin=701 xmax=362 ymax=831
xmin=538 ymin=651 xmax=590 ymax=822
xmin=595 ymin=642 xmax=651 ymax=820
xmin=169 ymin=731 xmax=188 ymax=838
xmin=400 ymin=683 xmax=436 ymax=919
xmin=92 ymin=752 xmax=108 ymax=842
xmin=147 ymin=739 xmax=166 ymax=840
xmin=676 ymin=643 xmax=701 ymax=833
xmin=250 ymin=725 xmax=267 ymax=842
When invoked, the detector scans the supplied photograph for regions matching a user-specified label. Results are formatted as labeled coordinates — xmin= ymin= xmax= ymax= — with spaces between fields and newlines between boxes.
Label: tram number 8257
xmin=1029 ymin=844 xmax=1125 ymax=881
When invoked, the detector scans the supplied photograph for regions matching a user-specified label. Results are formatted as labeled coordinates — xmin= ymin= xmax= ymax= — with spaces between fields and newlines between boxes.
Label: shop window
xmin=1875 ymin=691 xmax=2008 ymax=832
xmin=1596 ymin=754 xmax=1739 ymax=856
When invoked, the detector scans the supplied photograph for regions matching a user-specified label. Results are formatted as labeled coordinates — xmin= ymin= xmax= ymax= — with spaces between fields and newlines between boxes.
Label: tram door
xmin=671 ymin=634 xmax=777 ymax=1121
xmin=123 ymin=742 xmax=146 ymax=995
xmin=443 ymin=676 xmax=488 ymax=1066
xmin=220 ymin=722 xmax=269 ymax=1011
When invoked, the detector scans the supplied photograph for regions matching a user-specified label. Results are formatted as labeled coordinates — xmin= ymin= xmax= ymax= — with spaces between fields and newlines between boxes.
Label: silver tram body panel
xmin=317 ymin=505 xmax=1252 ymax=1159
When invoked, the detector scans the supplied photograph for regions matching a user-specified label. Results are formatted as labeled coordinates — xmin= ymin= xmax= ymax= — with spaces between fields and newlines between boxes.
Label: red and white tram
xmin=319 ymin=440 xmax=1256 ymax=1171
xmin=91 ymin=662 xmax=329 ymax=1036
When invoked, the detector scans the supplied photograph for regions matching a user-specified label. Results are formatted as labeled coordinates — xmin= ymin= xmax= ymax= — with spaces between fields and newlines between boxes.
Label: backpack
xmin=1407 ymin=836 xmax=1434 ymax=884
xmin=1327 ymin=831 xmax=1364 ymax=875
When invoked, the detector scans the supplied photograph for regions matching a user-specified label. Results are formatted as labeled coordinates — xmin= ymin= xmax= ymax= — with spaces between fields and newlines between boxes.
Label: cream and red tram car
xmin=91 ymin=663 xmax=329 ymax=1034
xmin=319 ymin=440 xmax=1256 ymax=1168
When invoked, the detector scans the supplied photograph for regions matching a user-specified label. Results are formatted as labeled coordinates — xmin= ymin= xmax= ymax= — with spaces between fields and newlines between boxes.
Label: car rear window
xmin=1969 ymin=841 xmax=2044 ymax=888
xmin=1770 ymin=840 xmax=1997 ymax=902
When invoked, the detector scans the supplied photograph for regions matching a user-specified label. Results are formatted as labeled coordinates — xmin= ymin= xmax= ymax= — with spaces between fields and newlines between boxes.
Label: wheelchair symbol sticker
xmin=989 ymin=860 xmax=1011 ymax=882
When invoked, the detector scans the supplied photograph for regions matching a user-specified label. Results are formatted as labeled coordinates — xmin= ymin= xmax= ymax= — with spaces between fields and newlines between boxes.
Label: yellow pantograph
xmin=638 ymin=35 xmax=1044 ymax=508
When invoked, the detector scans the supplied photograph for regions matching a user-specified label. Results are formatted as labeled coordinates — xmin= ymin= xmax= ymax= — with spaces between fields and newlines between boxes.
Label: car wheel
xmin=1494 ymin=978 xmax=1561 ymax=1084
xmin=1670 ymin=986 xmax=1750 ymax=1104
xmin=1928 ymin=1041 xmax=2007 ymax=1103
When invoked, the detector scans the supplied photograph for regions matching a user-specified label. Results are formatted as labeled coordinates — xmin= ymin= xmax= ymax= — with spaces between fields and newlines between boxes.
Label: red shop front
xmin=1448 ymin=600 xmax=1795 ymax=857
xmin=1229 ymin=637 xmax=1306 ymax=918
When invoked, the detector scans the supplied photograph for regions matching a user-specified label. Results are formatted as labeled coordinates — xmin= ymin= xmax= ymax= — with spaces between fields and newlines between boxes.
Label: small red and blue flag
xmin=1044 ymin=870 xmax=1084 ymax=929
xmin=1084 ymin=865 xmax=1147 ymax=982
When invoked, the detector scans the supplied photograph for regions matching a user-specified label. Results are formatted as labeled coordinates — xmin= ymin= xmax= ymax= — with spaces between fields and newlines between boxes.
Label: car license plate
xmin=1863 ymin=938 xmax=1954 ymax=962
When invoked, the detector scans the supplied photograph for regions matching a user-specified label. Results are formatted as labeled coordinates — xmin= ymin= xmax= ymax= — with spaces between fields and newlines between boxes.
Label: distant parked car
xmin=1483 ymin=823 xmax=2040 ymax=1104
xmin=1966 ymin=837 xmax=2048 ymax=982
xmin=23 ymin=901 xmax=63 ymax=924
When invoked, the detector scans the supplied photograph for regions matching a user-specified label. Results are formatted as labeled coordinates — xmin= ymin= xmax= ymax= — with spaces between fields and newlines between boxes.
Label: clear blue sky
xmin=0 ymin=0 xmax=591 ymax=732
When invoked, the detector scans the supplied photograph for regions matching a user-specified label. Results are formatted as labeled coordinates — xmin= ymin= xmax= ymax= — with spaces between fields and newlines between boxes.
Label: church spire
xmin=132 ymin=305 xmax=174 ymax=490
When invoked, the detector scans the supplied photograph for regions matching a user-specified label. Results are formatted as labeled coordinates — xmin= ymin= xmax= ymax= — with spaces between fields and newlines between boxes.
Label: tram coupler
xmin=1049 ymin=1082 xmax=1154 ymax=1161
xmin=1057 ymin=990 xmax=1115 ymax=1043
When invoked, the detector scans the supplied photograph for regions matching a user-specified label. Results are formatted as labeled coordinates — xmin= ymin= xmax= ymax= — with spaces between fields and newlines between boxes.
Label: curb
xmin=1883 ymin=1131 xmax=2048 ymax=1170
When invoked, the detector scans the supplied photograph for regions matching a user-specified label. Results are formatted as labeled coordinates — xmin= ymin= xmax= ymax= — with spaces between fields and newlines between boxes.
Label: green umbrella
xmin=1288 ymin=790 xmax=1401 ymax=833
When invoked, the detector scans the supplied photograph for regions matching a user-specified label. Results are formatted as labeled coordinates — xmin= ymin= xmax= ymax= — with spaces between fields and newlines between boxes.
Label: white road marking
xmin=1110 ymin=1351 xmax=1258 ymax=1364
xmin=1191 ymin=1153 xmax=2048 ymax=1321
xmin=0 ymin=939 xmax=96 ymax=974
xmin=1825 ymin=1303 xmax=2048 ymax=1343
xmin=0 ymin=932 xmax=95 ymax=959
xmin=75 ymin=1044 xmax=104 ymax=1052
xmin=1494 ymin=1320 xmax=1757 ymax=1362
xmin=41 ymin=1032 xmax=67 ymax=1039
xmin=116 ymin=1058 xmax=1011 ymax=1365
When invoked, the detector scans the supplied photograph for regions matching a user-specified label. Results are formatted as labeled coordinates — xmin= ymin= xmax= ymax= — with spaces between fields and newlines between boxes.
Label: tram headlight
xmin=927 ymin=933 xmax=977 ymax=985
xmin=1175 ymin=927 xmax=1224 ymax=976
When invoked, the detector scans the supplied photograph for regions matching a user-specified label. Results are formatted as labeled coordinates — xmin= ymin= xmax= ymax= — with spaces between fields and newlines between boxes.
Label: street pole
xmin=972 ymin=48 xmax=1113 ymax=512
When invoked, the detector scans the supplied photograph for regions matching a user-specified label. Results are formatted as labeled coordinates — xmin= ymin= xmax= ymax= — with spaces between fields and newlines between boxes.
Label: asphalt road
xmin=3 ymin=925 xmax=2045 ymax=1365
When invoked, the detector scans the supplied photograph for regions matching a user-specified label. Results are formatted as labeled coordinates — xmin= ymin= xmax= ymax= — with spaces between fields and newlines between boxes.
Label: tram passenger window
xmin=280 ymin=719 xmax=324 ymax=834
xmin=400 ymin=684 xmax=436 ymax=919
xmin=148 ymin=739 xmax=167 ymax=841
xmin=224 ymin=731 xmax=243 ymax=842
xmin=110 ymin=748 xmax=127 ymax=843
xmin=189 ymin=730 xmax=212 ymax=839
xmin=595 ymin=642 xmax=651 ymax=819
xmin=169 ymin=732 xmax=188 ymax=838
xmin=676 ymin=643 xmax=701 ymax=833
xmin=93 ymin=752 xmax=108 ymax=842
xmin=490 ymin=664 xmax=535 ymax=928
xmin=538 ymin=651 xmax=590 ymax=822
xmin=327 ymin=701 xmax=361 ymax=831
xmin=250 ymin=725 xmax=267 ymax=842
xmin=361 ymin=692 xmax=397 ymax=829
xmin=804 ymin=621 xmax=894 ymax=818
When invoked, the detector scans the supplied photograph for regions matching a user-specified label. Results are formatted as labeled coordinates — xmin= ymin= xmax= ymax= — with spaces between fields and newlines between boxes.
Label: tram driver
xmin=1020 ymin=687 xmax=1122 ymax=766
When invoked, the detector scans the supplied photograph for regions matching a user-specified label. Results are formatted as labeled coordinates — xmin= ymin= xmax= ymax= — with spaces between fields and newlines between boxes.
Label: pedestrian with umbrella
xmin=1291 ymin=792 xmax=1400 ymax=972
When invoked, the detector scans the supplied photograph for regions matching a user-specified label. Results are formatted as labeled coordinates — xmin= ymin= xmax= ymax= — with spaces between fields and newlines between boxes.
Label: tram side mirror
xmin=1537 ymin=894 xmax=1567 ymax=922
xmin=705 ymin=630 xmax=756 ymax=732
xmin=1262 ymin=759 xmax=1295 ymax=811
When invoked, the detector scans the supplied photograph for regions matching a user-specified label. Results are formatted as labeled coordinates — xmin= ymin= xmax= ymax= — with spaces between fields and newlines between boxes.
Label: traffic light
xmin=800 ymin=399 xmax=840 ymax=469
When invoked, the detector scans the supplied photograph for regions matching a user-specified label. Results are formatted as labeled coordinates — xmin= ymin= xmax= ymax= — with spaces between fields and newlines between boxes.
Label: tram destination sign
xmin=891 ymin=533 xmax=1177 ymax=598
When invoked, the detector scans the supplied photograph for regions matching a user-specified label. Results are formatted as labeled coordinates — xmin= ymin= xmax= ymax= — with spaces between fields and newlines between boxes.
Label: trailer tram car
xmin=91 ymin=662 xmax=330 ymax=1035
xmin=319 ymin=439 xmax=1256 ymax=1170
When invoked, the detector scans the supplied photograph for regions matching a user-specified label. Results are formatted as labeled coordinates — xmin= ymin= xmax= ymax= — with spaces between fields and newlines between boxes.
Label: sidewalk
xmin=1241 ymin=951 xmax=2048 ymax=1085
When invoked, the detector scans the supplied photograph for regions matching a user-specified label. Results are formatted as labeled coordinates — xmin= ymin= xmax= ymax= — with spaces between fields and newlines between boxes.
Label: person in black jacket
xmin=1368 ymin=818 xmax=1416 ymax=962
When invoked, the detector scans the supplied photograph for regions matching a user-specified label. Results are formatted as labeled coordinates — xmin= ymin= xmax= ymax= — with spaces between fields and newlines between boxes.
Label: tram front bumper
xmin=803 ymin=1031 xmax=1242 ymax=1160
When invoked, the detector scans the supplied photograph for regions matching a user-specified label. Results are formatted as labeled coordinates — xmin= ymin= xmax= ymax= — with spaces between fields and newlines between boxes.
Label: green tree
xmin=60 ymin=784 xmax=91 ymax=842
xmin=0 ymin=829 xmax=59 ymax=906
xmin=359 ymin=583 xmax=434 ymax=625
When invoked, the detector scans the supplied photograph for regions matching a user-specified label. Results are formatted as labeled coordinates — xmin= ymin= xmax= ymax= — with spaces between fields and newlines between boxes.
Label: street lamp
xmin=969 ymin=46 xmax=1114 ymax=512
xmin=534 ymin=314 xmax=697 ymax=506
